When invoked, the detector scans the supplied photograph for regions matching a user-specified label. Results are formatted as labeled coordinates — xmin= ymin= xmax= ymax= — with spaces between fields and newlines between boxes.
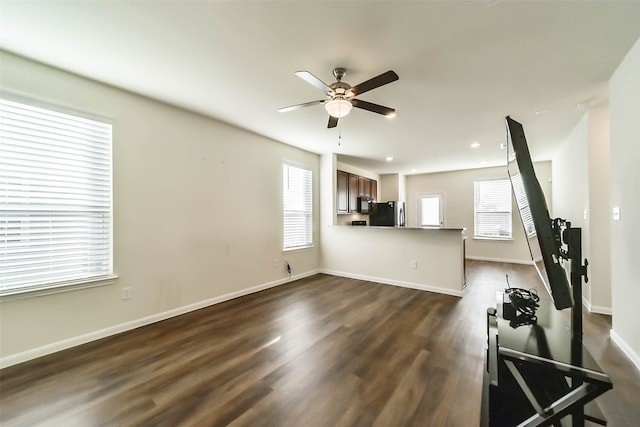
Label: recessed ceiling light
xmin=470 ymin=142 xmax=480 ymax=148
xmin=386 ymin=156 xmax=394 ymax=162
xmin=535 ymin=109 xmax=549 ymax=115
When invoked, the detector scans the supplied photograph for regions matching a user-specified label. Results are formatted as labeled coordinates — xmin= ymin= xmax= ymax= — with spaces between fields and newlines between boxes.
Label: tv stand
xmin=481 ymin=224 xmax=612 ymax=426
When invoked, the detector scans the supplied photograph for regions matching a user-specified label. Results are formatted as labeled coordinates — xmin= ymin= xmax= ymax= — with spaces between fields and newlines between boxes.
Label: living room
xmin=1 ymin=2 xmax=639 ymax=425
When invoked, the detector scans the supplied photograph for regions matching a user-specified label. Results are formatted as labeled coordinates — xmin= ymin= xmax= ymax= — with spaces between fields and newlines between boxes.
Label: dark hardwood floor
xmin=1 ymin=260 xmax=639 ymax=426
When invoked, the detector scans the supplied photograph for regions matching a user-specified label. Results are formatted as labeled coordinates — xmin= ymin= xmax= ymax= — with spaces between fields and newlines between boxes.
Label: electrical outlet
xmin=121 ymin=287 xmax=132 ymax=300
xmin=410 ymin=260 xmax=417 ymax=269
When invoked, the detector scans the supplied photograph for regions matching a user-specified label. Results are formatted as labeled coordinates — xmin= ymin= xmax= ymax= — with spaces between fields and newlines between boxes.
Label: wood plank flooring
xmin=1 ymin=260 xmax=639 ymax=426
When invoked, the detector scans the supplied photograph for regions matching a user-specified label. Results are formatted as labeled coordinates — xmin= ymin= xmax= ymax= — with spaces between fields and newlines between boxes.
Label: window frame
xmin=0 ymin=94 xmax=117 ymax=299
xmin=282 ymin=162 xmax=313 ymax=251
xmin=473 ymin=178 xmax=513 ymax=240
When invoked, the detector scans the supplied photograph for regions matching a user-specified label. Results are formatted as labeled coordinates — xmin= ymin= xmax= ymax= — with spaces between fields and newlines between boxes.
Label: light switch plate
xmin=613 ymin=206 xmax=621 ymax=221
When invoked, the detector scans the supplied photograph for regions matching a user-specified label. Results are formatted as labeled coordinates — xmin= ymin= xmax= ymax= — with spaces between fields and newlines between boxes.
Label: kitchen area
xmin=320 ymin=155 xmax=466 ymax=298
xmin=336 ymin=168 xmax=406 ymax=227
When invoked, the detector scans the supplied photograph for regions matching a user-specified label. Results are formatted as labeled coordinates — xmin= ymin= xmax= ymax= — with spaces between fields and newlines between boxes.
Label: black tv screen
xmin=506 ymin=116 xmax=573 ymax=310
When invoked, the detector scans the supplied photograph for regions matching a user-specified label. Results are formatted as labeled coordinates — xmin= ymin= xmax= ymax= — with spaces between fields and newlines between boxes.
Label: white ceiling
xmin=2 ymin=1 xmax=640 ymax=175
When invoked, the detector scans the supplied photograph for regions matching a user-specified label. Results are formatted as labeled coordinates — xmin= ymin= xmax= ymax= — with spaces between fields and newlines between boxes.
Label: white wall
xmin=379 ymin=173 xmax=406 ymax=202
xmin=0 ymin=52 xmax=321 ymax=366
xmin=609 ymin=37 xmax=640 ymax=369
xmin=588 ymin=103 xmax=612 ymax=312
xmin=380 ymin=174 xmax=400 ymax=201
xmin=405 ymin=163 xmax=552 ymax=264
xmin=552 ymin=114 xmax=593 ymax=306
xmin=321 ymin=227 xmax=464 ymax=296
xmin=553 ymin=106 xmax=613 ymax=314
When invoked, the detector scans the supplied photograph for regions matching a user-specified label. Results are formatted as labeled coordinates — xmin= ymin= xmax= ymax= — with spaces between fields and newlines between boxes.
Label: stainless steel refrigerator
xmin=369 ymin=201 xmax=405 ymax=227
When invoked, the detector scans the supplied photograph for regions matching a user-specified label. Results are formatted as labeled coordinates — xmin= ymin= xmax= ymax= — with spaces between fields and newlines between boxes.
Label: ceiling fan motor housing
xmin=333 ymin=67 xmax=347 ymax=81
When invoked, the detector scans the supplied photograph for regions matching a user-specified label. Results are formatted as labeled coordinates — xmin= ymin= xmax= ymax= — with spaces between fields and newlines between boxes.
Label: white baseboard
xmin=582 ymin=296 xmax=612 ymax=315
xmin=610 ymin=329 xmax=640 ymax=371
xmin=320 ymin=269 xmax=464 ymax=298
xmin=465 ymin=255 xmax=532 ymax=265
xmin=0 ymin=270 xmax=319 ymax=369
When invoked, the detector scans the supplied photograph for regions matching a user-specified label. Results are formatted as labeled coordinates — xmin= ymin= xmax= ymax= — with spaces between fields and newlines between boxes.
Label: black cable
xmin=505 ymin=274 xmax=540 ymax=316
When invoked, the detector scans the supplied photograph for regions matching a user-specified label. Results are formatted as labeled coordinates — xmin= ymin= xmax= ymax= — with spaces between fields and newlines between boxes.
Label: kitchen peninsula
xmin=321 ymin=225 xmax=466 ymax=297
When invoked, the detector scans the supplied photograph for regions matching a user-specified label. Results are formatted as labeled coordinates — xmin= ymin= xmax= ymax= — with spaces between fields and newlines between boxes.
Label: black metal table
xmin=481 ymin=292 xmax=612 ymax=427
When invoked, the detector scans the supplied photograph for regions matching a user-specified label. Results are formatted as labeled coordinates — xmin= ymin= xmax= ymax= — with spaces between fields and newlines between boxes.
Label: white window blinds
xmin=0 ymin=97 xmax=113 ymax=294
xmin=509 ymin=173 xmax=536 ymax=237
xmin=474 ymin=179 xmax=512 ymax=239
xmin=283 ymin=163 xmax=312 ymax=250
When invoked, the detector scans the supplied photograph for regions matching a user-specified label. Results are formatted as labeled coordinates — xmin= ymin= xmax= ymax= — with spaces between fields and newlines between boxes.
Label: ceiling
xmin=2 ymin=1 xmax=640 ymax=175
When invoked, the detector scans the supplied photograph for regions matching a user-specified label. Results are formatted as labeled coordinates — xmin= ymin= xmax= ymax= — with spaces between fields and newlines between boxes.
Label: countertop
xmin=332 ymin=225 xmax=466 ymax=232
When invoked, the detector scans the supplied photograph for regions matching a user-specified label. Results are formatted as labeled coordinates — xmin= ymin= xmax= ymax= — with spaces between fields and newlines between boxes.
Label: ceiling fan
xmin=278 ymin=67 xmax=399 ymax=128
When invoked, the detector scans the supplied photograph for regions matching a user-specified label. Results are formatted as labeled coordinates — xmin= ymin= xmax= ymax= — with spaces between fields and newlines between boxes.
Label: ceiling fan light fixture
xmin=325 ymin=98 xmax=352 ymax=118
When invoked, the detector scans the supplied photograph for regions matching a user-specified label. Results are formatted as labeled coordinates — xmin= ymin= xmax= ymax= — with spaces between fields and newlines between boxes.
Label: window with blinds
xmin=283 ymin=163 xmax=312 ymax=250
xmin=474 ymin=179 xmax=512 ymax=239
xmin=509 ymin=173 xmax=536 ymax=237
xmin=1 ymin=97 xmax=113 ymax=295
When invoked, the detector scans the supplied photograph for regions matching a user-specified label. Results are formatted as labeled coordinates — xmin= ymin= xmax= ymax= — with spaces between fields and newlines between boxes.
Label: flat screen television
xmin=506 ymin=116 xmax=573 ymax=310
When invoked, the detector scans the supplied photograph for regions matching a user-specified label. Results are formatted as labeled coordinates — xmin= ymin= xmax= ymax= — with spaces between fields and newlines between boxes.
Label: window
xmin=418 ymin=193 xmax=444 ymax=227
xmin=283 ymin=163 xmax=312 ymax=250
xmin=1 ymin=97 xmax=114 ymax=296
xmin=510 ymin=173 xmax=536 ymax=237
xmin=474 ymin=179 xmax=512 ymax=239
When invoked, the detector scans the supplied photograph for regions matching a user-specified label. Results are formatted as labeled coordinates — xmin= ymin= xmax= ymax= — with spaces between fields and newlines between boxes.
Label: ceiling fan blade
xmin=278 ymin=100 xmax=325 ymax=113
xmin=349 ymin=70 xmax=399 ymax=97
xmin=328 ymin=116 xmax=339 ymax=128
xmin=351 ymin=99 xmax=396 ymax=117
xmin=295 ymin=71 xmax=332 ymax=94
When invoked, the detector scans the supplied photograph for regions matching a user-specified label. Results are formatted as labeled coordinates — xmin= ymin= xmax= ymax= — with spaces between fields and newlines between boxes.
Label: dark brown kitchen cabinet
xmin=336 ymin=170 xmax=349 ymax=213
xmin=348 ymin=174 xmax=359 ymax=214
xmin=358 ymin=176 xmax=371 ymax=197
xmin=337 ymin=170 xmax=377 ymax=214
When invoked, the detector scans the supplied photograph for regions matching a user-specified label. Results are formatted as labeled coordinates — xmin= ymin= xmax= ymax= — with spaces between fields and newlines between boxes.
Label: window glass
xmin=0 ymin=97 xmax=113 ymax=294
xmin=283 ymin=163 xmax=312 ymax=250
xmin=418 ymin=193 xmax=444 ymax=227
xmin=474 ymin=179 xmax=512 ymax=239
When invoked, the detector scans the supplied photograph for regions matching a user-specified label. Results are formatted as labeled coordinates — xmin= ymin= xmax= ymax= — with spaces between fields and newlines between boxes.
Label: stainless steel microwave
xmin=357 ymin=196 xmax=373 ymax=214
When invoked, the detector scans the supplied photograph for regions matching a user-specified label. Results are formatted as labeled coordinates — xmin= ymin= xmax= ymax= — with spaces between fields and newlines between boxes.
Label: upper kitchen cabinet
xmin=337 ymin=170 xmax=377 ymax=214
xmin=358 ymin=176 xmax=371 ymax=198
xmin=349 ymin=173 xmax=359 ymax=214
xmin=337 ymin=170 xmax=349 ymax=213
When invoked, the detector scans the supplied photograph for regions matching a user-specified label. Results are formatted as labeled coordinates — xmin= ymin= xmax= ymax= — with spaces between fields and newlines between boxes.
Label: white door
xmin=418 ymin=193 xmax=444 ymax=227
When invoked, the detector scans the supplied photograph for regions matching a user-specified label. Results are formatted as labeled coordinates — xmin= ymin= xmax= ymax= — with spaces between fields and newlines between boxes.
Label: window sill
xmin=473 ymin=237 xmax=514 ymax=242
xmin=283 ymin=245 xmax=314 ymax=253
xmin=0 ymin=275 xmax=119 ymax=302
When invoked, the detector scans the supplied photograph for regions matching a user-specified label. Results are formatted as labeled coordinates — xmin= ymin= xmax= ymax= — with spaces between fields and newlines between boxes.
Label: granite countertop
xmin=333 ymin=225 xmax=466 ymax=232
